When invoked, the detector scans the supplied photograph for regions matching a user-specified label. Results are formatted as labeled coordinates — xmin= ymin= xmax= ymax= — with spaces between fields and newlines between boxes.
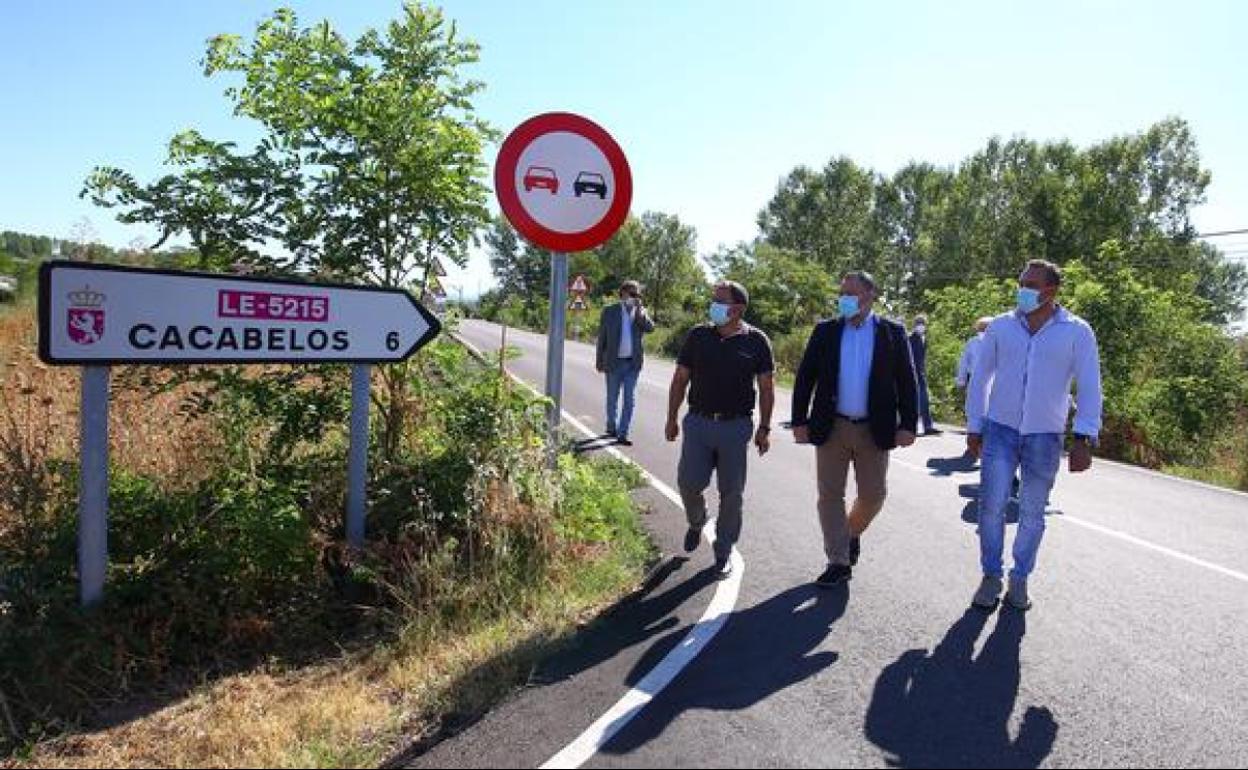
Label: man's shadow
xmin=385 ymin=557 xmax=719 ymax=766
xmin=864 ymin=608 xmax=1058 ymax=768
xmin=532 ymin=556 xmax=720 ymax=685
xmin=571 ymin=434 xmax=620 ymax=455
xmin=958 ymin=482 xmax=1021 ymax=525
xmin=927 ymin=454 xmax=979 ymax=477
xmin=600 ymin=583 xmax=850 ymax=754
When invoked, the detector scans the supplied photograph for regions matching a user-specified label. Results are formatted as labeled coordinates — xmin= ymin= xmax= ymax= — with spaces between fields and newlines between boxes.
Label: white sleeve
xmin=955 ymin=341 xmax=974 ymax=386
xmin=1072 ymin=324 xmax=1103 ymax=439
xmin=966 ymin=330 xmax=997 ymax=433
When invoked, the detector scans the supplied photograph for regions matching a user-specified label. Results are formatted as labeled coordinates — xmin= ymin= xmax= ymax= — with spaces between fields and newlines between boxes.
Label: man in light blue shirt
xmin=966 ymin=259 xmax=1103 ymax=611
xmin=792 ymin=271 xmax=918 ymax=588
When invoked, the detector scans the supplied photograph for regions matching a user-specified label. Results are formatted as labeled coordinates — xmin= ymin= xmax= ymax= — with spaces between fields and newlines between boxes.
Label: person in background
xmin=595 ymin=279 xmax=655 ymax=446
xmin=909 ymin=315 xmax=940 ymax=436
xmin=956 ymin=316 xmax=994 ymax=395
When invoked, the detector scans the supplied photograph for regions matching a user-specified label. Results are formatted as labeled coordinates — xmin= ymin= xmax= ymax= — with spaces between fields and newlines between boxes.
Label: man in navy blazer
xmin=791 ymin=270 xmax=919 ymax=587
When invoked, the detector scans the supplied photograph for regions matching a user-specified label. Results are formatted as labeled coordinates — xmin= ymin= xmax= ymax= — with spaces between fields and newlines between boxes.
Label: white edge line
xmin=890 ymin=456 xmax=1248 ymax=585
xmin=451 ymin=331 xmax=745 ymax=769
xmin=1053 ymin=514 xmax=1248 ymax=585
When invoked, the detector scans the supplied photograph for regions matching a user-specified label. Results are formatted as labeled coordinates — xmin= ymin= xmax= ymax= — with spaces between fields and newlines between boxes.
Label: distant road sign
xmin=495 ymin=112 xmax=632 ymax=253
xmin=39 ymin=261 xmax=441 ymax=365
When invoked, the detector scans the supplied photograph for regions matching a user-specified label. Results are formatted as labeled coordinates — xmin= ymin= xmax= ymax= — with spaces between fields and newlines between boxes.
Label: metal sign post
xmin=78 ymin=365 xmax=109 ymax=607
xmin=545 ymin=253 xmax=569 ymax=461
xmin=346 ymin=364 xmax=371 ymax=548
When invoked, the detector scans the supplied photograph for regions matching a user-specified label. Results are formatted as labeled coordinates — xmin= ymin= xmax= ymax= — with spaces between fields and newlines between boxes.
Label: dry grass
xmin=6 ymin=576 xmax=622 ymax=769
xmin=0 ymin=309 xmax=219 ymax=498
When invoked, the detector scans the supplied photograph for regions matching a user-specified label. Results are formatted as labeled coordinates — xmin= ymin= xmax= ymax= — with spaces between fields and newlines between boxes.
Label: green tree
xmin=632 ymin=212 xmax=705 ymax=316
xmin=758 ymin=157 xmax=879 ymax=276
xmin=483 ymin=215 xmax=551 ymax=328
xmin=83 ymin=4 xmax=496 ymax=459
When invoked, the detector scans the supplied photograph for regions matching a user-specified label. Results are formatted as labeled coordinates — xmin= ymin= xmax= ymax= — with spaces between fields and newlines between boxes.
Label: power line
xmin=1198 ymin=229 xmax=1248 ymax=238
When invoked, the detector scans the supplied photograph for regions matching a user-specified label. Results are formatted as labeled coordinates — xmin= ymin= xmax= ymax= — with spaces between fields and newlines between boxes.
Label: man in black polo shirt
xmin=666 ymin=280 xmax=775 ymax=578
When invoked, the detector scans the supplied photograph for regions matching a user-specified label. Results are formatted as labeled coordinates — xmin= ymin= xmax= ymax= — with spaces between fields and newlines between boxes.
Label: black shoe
xmin=849 ymin=536 xmax=861 ymax=567
xmin=815 ymin=564 xmax=852 ymax=588
xmin=604 ymin=427 xmax=617 ymax=438
xmin=683 ymin=527 xmax=702 ymax=553
xmin=925 ymin=428 xmax=943 ymax=436
xmin=713 ymin=556 xmax=733 ymax=579
xmin=616 ymin=436 xmax=633 ymax=446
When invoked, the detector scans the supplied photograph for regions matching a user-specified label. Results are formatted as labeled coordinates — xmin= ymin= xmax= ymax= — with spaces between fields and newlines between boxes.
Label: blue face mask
xmin=1016 ymin=287 xmax=1042 ymax=314
xmin=838 ymin=294 xmax=861 ymax=319
xmin=709 ymin=301 xmax=732 ymax=326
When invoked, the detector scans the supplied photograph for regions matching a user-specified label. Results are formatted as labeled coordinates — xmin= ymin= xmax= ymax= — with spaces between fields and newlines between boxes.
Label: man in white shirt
xmin=955 ymin=316 xmax=994 ymax=391
xmin=965 ymin=260 xmax=1103 ymax=611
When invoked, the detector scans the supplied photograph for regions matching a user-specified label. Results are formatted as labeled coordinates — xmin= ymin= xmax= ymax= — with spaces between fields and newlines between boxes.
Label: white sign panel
xmin=39 ymin=261 xmax=441 ymax=364
xmin=515 ymin=132 xmax=615 ymax=234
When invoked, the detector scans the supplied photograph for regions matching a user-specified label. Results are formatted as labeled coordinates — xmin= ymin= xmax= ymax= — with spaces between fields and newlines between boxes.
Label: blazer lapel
xmin=870 ymin=319 xmax=890 ymax=386
xmin=827 ymin=318 xmax=844 ymax=383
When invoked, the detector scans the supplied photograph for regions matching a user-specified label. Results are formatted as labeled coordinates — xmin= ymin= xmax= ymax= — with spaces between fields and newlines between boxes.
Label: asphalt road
xmin=401 ymin=319 xmax=1248 ymax=769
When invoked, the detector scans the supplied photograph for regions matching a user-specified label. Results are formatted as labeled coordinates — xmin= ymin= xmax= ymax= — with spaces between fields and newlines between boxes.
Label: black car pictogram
xmin=573 ymin=171 xmax=608 ymax=199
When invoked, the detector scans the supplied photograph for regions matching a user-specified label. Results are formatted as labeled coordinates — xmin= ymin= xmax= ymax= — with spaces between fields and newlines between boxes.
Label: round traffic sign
xmin=495 ymin=112 xmax=632 ymax=253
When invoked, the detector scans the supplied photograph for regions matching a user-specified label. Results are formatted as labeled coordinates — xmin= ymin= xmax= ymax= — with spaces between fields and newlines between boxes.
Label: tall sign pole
xmin=494 ymin=112 xmax=632 ymax=460
xmin=347 ymin=363 xmax=371 ymax=548
xmin=546 ymin=253 xmax=569 ymax=451
xmin=78 ymin=365 xmax=109 ymax=606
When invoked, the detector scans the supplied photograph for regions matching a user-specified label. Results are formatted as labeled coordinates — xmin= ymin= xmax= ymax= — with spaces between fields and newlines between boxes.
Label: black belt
xmin=837 ymin=414 xmax=870 ymax=424
xmin=691 ymin=410 xmax=751 ymax=421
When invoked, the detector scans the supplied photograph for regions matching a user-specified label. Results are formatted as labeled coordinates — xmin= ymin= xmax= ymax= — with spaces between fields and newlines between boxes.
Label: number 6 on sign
xmin=386 ymin=331 xmax=400 ymax=352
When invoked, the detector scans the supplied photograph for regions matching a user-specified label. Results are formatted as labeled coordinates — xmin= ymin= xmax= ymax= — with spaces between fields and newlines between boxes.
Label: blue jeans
xmin=605 ymin=361 xmax=641 ymax=437
xmin=978 ymin=420 xmax=1062 ymax=580
xmin=917 ymin=374 xmax=935 ymax=432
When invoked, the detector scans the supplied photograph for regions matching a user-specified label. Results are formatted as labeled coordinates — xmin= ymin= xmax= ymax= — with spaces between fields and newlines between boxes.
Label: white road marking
xmin=891 ymin=455 xmax=1248 ymax=584
xmin=453 ymin=331 xmax=746 ymax=768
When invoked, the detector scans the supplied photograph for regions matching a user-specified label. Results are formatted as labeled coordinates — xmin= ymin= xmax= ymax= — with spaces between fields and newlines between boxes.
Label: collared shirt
xmin=956 ymin=333 xmax=985 ymax=387
xmin=837 ymin=313 xmax=876 ymax=419
xmin=618 ymin=303 xmax=634 ymax=358
xmin=966 ymin=307 xmax=1103 ymax=438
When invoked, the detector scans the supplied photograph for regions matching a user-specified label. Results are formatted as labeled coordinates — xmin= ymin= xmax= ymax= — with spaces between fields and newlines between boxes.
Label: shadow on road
xmin=927 ymin=454 xmax=980 ymax=477
xmin=864 ymin=607 xmax=1057 ymax=768
xmin=532 ymin=556 xmax=720 ymax=686
xmin=382 ymin=555 xmax=719 ymax=767
xmin=600 ymin=583 xmax=850 ymax=755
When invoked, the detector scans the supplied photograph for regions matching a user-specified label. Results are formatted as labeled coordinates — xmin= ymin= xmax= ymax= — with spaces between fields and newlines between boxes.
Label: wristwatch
xmin=758 ymin=425 xmax=771 ymax=433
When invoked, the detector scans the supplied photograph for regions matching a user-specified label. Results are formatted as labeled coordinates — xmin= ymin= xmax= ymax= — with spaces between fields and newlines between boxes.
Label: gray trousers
xmin=677 ymin=413 xmax=753 ymax=561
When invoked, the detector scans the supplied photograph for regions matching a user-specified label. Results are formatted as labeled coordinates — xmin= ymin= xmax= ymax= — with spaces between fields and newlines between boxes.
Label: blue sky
xmin=3 ymin=1 xmax=1246 ymax=295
